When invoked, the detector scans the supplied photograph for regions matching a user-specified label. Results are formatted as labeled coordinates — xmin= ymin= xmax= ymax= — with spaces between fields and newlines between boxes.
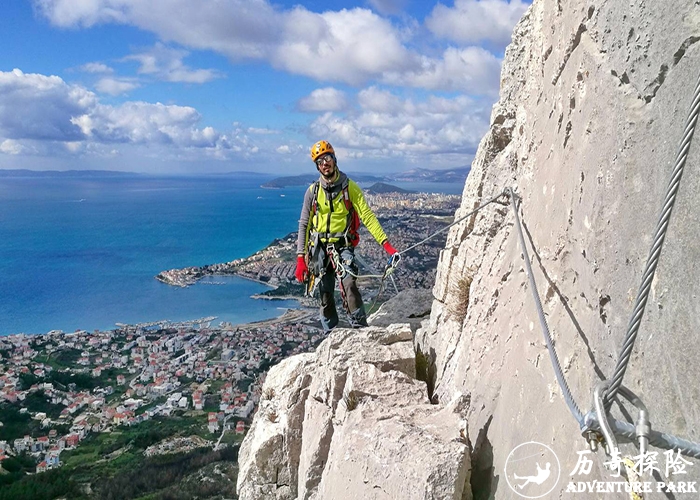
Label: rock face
xmin=418 ymin=0 xmax=700 ymax=497
xmin=236 ymin=320 xmax=471 ymax=500
xmin=367 ymin=287 xmax=434 ymax=332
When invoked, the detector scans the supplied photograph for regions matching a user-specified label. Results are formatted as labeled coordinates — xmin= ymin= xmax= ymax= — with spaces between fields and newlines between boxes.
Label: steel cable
xmin=398 ymin=190 xmax=508 ymax=256
xmin=604 ymin=73 xmax=700 ymax=407
xmin=508 ymin=188 xmax=584 ymax=424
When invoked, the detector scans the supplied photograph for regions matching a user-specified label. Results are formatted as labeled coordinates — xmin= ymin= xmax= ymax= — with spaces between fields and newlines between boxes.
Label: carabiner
xmin=383 ymin=253 xmax=401 ymax=278
xmin=328 ymin=244 xmax=347 ymax=279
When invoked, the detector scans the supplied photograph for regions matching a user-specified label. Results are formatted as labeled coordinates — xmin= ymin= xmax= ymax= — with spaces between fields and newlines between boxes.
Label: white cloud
xmin=357 ymin=86 xmax=406 ymax=114
xmin=426 ymin=0 xmax=529 ymax=47
xmin=0 ymin=69 xmax=94 ymax=141
xmin=32 ymin=0 xmax=127 ymax=27
xmin=26 ymin=1 xmax=528 ymax=170
xmin=382 ymin=46 xmax=502 ymax=94
xmin=0 ymin=68 xmax=490 ymax=171
xmin=123 ymin=44 xmax=225 ymax=83
xmin=79 ymin=62 xmax=113 ymax=74
xmin=64 ymin=141 xmax=83 ymax=152
xmin=35 ymin=1 xmax=501 ymax=94
xmin=297 ymin=88 xmax=349 ymax=112
xmin=274 ymin=7 xmax=416 ymax=86
xmin=366 ymin=0 xmax=408 ymax=15
xmin=309 ymin=88 xmax=489 ymax=163
xmin=247 ymin=127 xmax=278 ymax=135
xmin=82 ymin=101 xmax=223 ymax=147
xmin=33 ymin=0 xmax=524 ymax=95
xmin=95 ymin=77 xmax=140 ymax=95
xmin=0 ymin=139 xmax=25 ymax=155
xmin=34 ymin=0 xmax=283 ymax=58
xmin=0 ymin=69 xmax=245 ymax=159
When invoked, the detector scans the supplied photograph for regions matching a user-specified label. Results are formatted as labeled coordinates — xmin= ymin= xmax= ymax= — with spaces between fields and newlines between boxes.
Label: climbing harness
xmin=326 ymin=243 xmax=351 ymax=315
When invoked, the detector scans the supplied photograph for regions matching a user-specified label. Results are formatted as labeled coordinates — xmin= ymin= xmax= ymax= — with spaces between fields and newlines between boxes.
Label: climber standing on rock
xmin=295 ymin=140 xmax=398 ymax=333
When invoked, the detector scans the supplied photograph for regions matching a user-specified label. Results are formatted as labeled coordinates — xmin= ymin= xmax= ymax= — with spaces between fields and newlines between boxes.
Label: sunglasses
xmin=315 ymin=154 xmax=334 ymax=166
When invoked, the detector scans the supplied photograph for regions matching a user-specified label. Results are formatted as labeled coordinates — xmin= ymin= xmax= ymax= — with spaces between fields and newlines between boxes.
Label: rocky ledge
xmin=236 ymin=290 xmax=473 ymax=500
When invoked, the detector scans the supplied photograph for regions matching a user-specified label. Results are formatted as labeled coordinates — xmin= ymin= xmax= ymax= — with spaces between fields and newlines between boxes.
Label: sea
xmin=0 ymin=173 xmax=463 ymax=336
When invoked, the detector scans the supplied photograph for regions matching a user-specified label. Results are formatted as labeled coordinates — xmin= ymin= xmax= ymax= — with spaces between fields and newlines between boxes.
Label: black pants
xmin=317 ymin=246 xmax=367 ymax=332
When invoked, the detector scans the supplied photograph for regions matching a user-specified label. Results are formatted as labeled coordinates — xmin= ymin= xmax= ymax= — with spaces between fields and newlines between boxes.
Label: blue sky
xmin=0 ymin=0 xmax=530 ymax=175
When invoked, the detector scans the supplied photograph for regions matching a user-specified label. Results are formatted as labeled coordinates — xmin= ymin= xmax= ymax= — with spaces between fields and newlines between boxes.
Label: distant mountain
xmin=261 ymin=174 xmax=318 ymax=188
xmin=385 ymin=167 xmax=470 ymax=183
xmin=0 ymin=169 xmax=139 ymax=178
xmin=262 ymin=167 xmax=470 ymax=188
xmin=261 ymin=172 xmax=384 ymax=188
xmin=364 ymin=182 xmax=414 ymax=194
xmin=207 ymin=171 xmax=271 ymax=178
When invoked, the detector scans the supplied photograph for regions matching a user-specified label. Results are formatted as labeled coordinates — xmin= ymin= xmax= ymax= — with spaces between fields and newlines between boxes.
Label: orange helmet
xmin=310 ymin=140 xmax=335 ymax=162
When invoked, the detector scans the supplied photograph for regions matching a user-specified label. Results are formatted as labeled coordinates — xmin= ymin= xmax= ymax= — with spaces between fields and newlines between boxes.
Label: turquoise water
xmin=0 ymin=174 xmax=306 ymax=335
xmin=0 ymin=173 xmax=464 ymax=336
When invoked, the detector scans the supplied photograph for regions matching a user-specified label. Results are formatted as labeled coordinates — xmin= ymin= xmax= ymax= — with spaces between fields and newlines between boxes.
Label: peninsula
xmin=156 ymin=190 xmax=462 ymax=301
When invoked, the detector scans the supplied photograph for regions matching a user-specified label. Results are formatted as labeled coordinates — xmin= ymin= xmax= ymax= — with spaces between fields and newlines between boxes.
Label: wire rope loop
xmin=594 ymin=381 xmax=620 ymax=456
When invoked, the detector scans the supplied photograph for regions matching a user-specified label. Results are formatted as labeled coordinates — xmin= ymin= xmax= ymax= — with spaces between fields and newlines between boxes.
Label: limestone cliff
xmin=237 ymin=0 xmax=700 ymax=498
xmin=419 ymin=0 xmax=700 ymax=497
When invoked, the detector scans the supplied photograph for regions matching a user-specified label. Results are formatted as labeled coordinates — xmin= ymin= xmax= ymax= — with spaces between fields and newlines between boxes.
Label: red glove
xmin=295 ymin=255 xmax=308 ymax=283
xmin=382 ymin=241 xmax=397 ymax=255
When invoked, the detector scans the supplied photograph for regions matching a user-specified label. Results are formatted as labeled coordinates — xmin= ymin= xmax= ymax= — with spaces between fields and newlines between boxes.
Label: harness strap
xmin=309 ymin=179 xmax=359 ymax=247
xmin=327 ymin=244 xmax=351 ymax=314
xmin=341 ymin=185 xmax=360 ymax=246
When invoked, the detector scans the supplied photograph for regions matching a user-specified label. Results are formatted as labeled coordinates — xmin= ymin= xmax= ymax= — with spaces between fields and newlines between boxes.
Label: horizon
xmin=0 ymin=164 xmax=471 ymax=178
xmin=0 ymin=0 xmax=530 ymax=176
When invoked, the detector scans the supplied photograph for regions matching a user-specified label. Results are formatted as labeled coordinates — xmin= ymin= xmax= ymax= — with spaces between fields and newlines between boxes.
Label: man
xmin=295 ymin=140 xmax=397 ymax=333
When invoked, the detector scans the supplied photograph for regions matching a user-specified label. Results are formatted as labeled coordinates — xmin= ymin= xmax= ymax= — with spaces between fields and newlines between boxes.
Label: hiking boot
xmin=349 ymin=308 xmax=368 ymax=328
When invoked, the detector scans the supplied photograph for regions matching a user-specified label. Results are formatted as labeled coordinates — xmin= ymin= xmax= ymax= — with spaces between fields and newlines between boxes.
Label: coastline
xmin=155 ymin=232 xmax=299 ymax=294
xmin=230 ymin=307 xmax=317 ymax=329
xmin=1 ymin=302 xmax=317 ymax=340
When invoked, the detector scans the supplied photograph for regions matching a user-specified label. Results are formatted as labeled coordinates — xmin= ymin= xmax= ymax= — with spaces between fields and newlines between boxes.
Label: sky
xmin=0 ymin=0 xmax=531 ymax=175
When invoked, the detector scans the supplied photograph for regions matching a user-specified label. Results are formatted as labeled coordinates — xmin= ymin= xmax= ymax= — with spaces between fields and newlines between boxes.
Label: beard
xmin=319 ymin=164 xmax=336 ymax=180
